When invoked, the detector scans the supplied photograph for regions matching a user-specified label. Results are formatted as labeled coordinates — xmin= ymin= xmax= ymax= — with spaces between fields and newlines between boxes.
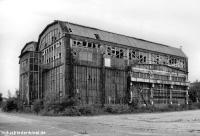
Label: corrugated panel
xmin=63 ymin=22 xmax=187 ymax=58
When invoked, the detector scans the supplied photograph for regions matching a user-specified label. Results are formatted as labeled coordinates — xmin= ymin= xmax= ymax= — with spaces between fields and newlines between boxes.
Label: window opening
xmin=119 ymin=49 xmax=124 ymax=58
xmin=88 ymin=43 xmax=92 ymax=48
xmin=77 ymin=41 xmax=81 ymax=46
xmin=111 ymin=47 xmax=116 ymax=56
xmin=97 ymin=44 xmax=101 ymax=48
xmin=68 ymin=28 xmax=73 ymax=33
xmin=116 ymin=50 xmax=120 ymax=58
xmin=107 ymin=46 xmax=111 ymax=56
xmin=83 ymin=41 xmax=87 ymax=47
xmin=94 ymin=34 xmax=100 ymax=40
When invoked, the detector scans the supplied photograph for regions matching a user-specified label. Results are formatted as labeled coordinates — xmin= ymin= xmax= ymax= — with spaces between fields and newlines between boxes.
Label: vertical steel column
xmin=86 ymin=66 xmax=88 ymax=104
xmin=170 ymin=84 xmax=173 ymax=104
xmin=150 ymin=83 xmax=154 ymax=105
xmin=101 ymin=54 xmax=105 ymax=105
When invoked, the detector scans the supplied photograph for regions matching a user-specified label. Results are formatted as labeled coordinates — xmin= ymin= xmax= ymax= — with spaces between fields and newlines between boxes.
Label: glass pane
xmin=30 ymin=58 xmax=33 ymax=64
xmin=34 ymin=58 xmax=38 ymax=64
xmin=30 ymin=64 xmax=33 ymax=71
xmin=34 ymin=65 xmax=38 ymax=71
xmin=30 ymin=72 xmax=33 ymax=86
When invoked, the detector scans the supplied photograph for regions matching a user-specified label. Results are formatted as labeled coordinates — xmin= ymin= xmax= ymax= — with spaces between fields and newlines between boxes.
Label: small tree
xmin=189 ymin=80 xmax=200 ymax=102
xmin=15 ymin=88 xmax=20 ymax=98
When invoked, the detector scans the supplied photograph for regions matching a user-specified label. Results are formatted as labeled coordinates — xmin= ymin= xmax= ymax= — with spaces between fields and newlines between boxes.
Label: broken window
xmin=129 ymin=50 xmax=136 ymax=60
xmin=77 ymin=41 xmax=81 ymax=46
xmin=116 ymin=49 xmax=120 ymax=58
xmin=156 ymin=55 xmax=159 ymax=64
xmin=163 ymin=55 xmax=169 ymax=65
xmin=59 ymin=53 xmax=61 ymax=58
xmin=139 ymin=52 xmax=147 ymax=63
xmin=169 ymin=57 xmax=179 ymax=67
xmin=94 ymin=34 xmax=100 ymax=40
xmin=93 ymin=43 xmax=97 ymax=48
xmin=97 ymin=44 xmax=101 ymax=48
xmin=88 ymin=43 xmax=92 ymax=48
xmin=73 ymin=40 xmax=76 ymax=45
xmin=68 ymin=28 xmax=73 ymax=33
xmin=106 ymin=46 xmax=112 ymax=56
xmin=111 ymin=47 xmax=116 ymax=56
xmin=119 ymin=49 xmax=124 ymax=58
xmin=83 ymin=41 xmax=87 ymax=47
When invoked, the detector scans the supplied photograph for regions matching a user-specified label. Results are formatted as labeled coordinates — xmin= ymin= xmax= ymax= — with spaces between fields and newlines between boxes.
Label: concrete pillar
xmin=170 ymin=84 xmax=173 ymax=104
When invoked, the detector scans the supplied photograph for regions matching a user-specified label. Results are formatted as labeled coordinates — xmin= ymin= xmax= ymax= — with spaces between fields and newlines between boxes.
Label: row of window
xmin=129 ymin=50 xmax=185 ymax=68
xmin=41 ymin=29 xmax=61 ymax=49
xmin=72 ymin=39 xmax=186 ymax=69
xmin=106 ymin=46 xmax=125 ymax=58
xmin=72 ymin=40 xmax=101 ymax=49
xmin=132 ymin=72 xmax=186 ymax=82
xmin=42 ymin=41 xmax=62 ymax=55
xmin=45 ymin=53 xmax=61 ymax=64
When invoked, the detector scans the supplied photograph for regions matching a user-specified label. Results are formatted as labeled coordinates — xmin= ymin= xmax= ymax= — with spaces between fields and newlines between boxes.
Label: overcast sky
xmin=0 ymin=0 xmax=200 ymax=97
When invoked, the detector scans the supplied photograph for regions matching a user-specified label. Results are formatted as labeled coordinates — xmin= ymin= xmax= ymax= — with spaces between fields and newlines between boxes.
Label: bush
xmin=60 ymin=96 xmax=80 ymax=108
xmin=76 ymin=104 xmax=103 ymax=115
xmin=190 ymin=102 xmax=200 ymax=109
xmin=103 ymin=104 xmax=130 ymax=114
xmin=33 ymin=100 xmax=43 ymax=114
xmin=61 ymin=107 xmax=81 ymax=116
xmin=2 ymin=97 xmax=23 ymax=112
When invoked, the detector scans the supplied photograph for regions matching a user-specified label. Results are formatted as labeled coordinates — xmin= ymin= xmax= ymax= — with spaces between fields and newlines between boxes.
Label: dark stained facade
xmin=19 ymin=20 xmax=190 ymax=105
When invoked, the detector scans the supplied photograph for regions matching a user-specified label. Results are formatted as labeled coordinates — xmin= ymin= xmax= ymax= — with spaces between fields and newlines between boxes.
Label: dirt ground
xmin=1 ymin=110 xmax=200 ymax=136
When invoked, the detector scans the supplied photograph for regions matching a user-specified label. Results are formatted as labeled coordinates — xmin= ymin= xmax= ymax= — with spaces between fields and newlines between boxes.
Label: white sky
xmin=0 ymin=0 xmax=200 ymax=97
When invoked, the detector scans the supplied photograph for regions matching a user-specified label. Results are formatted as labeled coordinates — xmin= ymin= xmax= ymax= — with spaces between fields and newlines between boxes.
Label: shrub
xmin=43 ymin=100 xmax=61 ymax=113
xmin=103 ymin=104 xmax=130 ymax=114
xmin=60 ymin=96 xmax=80 ymax=108
xmin=33 ymin=100 xmax=43 ymax=114
xmin=191 ymin=102 xmax=200 ymax=109
xmin=62 ymin=107 xmax=81 ymax=116
xmin=2 ymin=97 xmax=23 ymax=112
xmin=75 ymin=104 xmax=103 ymax=115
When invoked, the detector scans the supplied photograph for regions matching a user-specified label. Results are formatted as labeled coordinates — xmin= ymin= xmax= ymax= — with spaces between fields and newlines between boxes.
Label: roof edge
xmin=20 ymin=41 xmax=37 ymax=55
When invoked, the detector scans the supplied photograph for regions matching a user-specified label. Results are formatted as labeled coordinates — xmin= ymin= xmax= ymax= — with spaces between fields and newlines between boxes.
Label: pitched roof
xmin=20 ymin=41 xmax=37 ymax=54
xmin=37 ymin=20 xmax=187 ymax=58
xmin=62 ymin=21 xmax=187 ymax=58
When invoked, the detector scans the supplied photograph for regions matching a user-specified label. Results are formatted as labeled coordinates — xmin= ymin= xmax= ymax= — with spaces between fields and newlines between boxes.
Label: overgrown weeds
xmin=2 ymin=95 xmax=200 ymax=116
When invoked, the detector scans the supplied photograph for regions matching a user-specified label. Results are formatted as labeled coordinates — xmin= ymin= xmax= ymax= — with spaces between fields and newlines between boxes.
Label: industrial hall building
xmin=19 ymin=20 xmax=189 ymax=106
